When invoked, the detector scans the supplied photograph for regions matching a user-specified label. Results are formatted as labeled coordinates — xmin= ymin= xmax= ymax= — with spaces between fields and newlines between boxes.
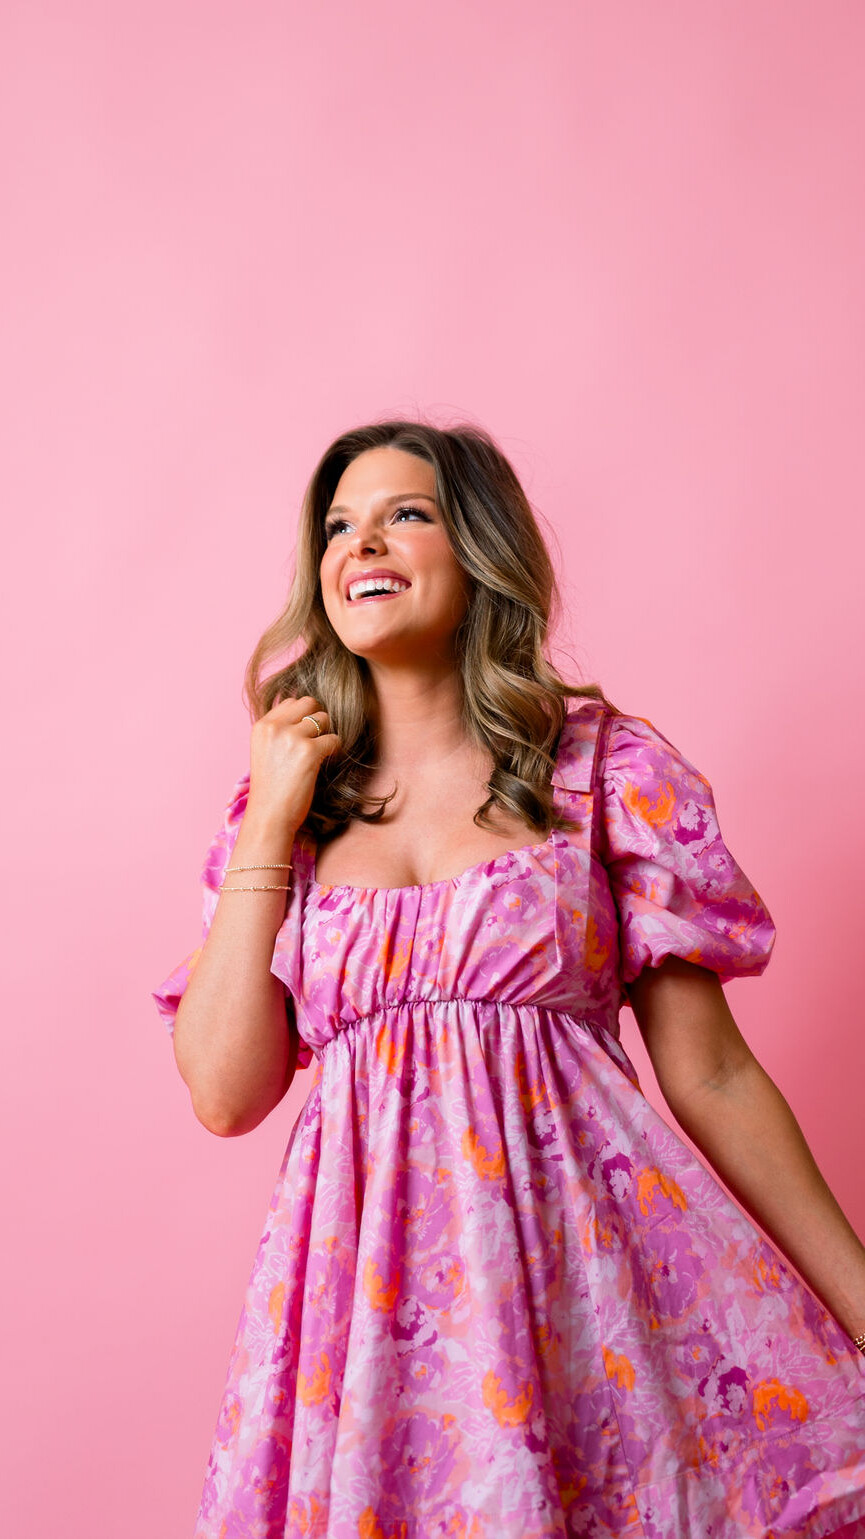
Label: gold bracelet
xmin=853 ymin=1332 xmax=865 ymax=1354
xmin=218 ymin=883 xmax=291 ymax=892
xmin=225 ymin=863 xmax=292 ymax=873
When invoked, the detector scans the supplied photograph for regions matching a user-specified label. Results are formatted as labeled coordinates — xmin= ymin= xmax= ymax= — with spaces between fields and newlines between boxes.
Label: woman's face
xmin=319 ymin=447 xmax=471 ymax=665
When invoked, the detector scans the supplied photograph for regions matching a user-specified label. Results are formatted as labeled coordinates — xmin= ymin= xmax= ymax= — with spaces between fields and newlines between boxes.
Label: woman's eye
xmin=324 ymin=506 xmax=430 ymax=541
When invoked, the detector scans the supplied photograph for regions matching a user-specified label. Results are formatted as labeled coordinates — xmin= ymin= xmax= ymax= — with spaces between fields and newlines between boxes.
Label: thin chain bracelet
xmin=219 ymin=882 xmax=291 ymax=892
xmin=225 ymin=863 xmax=292 ymax=873
xmin=854 ymin=1332 xmax=865 ymax=1355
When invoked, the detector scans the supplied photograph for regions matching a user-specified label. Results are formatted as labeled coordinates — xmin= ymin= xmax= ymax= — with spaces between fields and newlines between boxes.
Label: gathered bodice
xmin=269 ymin=704 xmax=625 ymax=1059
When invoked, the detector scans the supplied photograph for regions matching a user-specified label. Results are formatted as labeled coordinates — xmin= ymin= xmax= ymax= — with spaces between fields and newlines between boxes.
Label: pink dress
xmin=154 ymin=701 xmax=865 ymax=1538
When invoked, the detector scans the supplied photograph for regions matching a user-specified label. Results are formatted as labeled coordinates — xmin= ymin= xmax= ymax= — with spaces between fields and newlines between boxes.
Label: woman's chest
xmin=313 ymin=791 xmax=545 ymax=891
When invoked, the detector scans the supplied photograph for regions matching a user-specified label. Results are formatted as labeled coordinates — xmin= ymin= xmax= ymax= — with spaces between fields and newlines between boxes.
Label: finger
xmin=300 ymin=710 xmax=329 ymax=738
xmin=266 ymin=692 xmax=299 ymax=713
xmin=269 ymin=694 xmax=318 ymax=717
xmin=293 ymin=695 xmax=324 ymax=717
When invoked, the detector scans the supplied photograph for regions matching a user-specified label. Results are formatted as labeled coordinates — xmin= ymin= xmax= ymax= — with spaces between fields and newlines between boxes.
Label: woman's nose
xmin=351 ymin=524 xmax=386 ymax=555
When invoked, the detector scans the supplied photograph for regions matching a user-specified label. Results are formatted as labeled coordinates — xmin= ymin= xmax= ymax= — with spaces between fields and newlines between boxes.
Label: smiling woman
xmin=154 ymin=417 xmax=865 ymax=1539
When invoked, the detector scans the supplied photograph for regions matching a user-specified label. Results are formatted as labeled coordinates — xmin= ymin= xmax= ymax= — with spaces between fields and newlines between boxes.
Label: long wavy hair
xmin=243 ymin=418 xmax=619 ymax=843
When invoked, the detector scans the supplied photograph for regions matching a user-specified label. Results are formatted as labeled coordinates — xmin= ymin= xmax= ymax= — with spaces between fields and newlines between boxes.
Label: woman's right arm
xmin=172 ymin=697 xmax=337 ymax=1137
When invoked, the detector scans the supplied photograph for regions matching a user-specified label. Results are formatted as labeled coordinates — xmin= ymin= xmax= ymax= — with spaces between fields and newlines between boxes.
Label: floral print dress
xmin=153 ymin=701 xmax=865 ymax=1538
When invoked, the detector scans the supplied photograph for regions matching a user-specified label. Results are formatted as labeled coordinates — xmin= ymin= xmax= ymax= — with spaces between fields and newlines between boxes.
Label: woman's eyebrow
xmin=325 ymin=492 xmax=438 ymax=518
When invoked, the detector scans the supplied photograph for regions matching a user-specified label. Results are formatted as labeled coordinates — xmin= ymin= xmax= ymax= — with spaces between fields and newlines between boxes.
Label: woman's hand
xmin=246 ymin=694 xmax=339 ymax=836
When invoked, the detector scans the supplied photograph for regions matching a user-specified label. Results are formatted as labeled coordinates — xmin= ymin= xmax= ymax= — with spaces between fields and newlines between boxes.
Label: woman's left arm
xmin=628 ymin=953 xmax=865 ymax=1342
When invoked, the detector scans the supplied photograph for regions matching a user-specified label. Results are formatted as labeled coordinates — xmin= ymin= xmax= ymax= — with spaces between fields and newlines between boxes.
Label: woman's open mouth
xmin=347 ymin=577 xmax=411 ymax=603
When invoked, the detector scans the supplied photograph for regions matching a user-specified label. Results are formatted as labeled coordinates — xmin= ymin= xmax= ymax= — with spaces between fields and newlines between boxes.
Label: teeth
xmin=348 ymin=576 xmax=410 ymax=601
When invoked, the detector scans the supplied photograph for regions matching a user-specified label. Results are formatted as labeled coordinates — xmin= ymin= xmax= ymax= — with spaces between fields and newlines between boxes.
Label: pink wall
xmin=3 ymin=2 xmax=864 ymax=1534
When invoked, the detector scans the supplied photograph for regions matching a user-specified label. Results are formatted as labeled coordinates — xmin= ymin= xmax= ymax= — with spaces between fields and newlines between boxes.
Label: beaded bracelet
xmin=226 ymin=864 xmax=292 ymax=873
xmin=219 ymin=883 xmax=290 ymax=891
xmin=854 ymin=1332 xmax=865 ymax=1356
xmin=219 ymin=861 xmax=292 ymax=893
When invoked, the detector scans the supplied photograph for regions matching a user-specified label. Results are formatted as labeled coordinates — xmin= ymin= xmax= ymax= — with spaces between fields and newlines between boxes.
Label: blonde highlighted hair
xmin=244 ymin=418 xmax=618 ymax=842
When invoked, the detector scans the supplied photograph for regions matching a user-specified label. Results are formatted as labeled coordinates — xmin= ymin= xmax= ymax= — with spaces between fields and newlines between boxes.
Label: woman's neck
xmin=364 ymin=662 xmax=473 ymax=778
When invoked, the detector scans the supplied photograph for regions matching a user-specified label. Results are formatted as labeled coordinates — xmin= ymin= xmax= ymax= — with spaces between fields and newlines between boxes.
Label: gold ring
xmin=302 ymin=714 xmax=323 ymax=737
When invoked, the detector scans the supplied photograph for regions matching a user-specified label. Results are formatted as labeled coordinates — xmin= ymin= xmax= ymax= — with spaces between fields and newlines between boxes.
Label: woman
xmin=154 ymin=419 xmax=865 ymax=1538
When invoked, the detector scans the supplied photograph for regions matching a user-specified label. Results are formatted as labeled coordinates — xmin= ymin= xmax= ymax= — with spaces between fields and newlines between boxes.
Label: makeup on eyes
xmin=323 ymin=505 xmax=433 ymax=541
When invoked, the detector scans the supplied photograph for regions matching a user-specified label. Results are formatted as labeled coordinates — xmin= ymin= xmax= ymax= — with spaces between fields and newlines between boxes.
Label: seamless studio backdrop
xmin=2 ymin=3 xmax=864 ymax=1537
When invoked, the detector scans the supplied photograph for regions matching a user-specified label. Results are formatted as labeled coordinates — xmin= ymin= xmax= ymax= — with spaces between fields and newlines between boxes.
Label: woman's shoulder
xmin=562 ymin=698 xmax=676 ymax=743
xmin=559 ymin=694 xmax=612 ymax=733
xmin=599 ymin=709 xmax=711 ymax=794
xmin=552 ymin=696 xmax=612 ymax=790
xmin=556 ymin=700 xmax=712 ymax=800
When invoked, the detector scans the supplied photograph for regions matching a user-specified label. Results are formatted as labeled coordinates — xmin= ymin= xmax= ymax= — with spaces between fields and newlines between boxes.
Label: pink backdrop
xmin=3 ymin=3 xmax=864 ymax=1534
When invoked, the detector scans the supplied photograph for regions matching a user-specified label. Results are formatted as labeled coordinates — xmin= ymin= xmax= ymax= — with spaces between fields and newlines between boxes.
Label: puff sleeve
xmin=600 ymin=714 xmax=776 ymax=987
xmin=151 ymin=774 xmax=313 ymax=1068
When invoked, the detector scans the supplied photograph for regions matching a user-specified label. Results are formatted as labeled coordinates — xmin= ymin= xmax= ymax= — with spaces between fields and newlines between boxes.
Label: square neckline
xmin=307 ymin=828 xmax=557 ymax=896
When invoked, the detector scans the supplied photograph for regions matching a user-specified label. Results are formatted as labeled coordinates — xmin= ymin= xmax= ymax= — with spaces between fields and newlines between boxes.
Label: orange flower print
xmin=297 ymin=1350 xmax=332 ymax=1407
xmin=584 ymin=914 xmax=609 ymax=973
xmin=482 ymin=1370 xmax=533 ymax=1427
xmin=359 ymin=1509 xmax=407 ymax=1539
xmin=753 ymin=1379 xmax=809 ymax=1432
xmin=374 ymin=1020 xmax=406 ymax=1075
xmin=461 ymin=1125 xmax=506 ymax=1180
xmin=622 ymin=777 xmax=676 ymax=828
xmin=268 ymin=1281 xmax=285 ymax=1333
xmin=376 ymin=930 xmax=413 ymax=987
xmin=637 ymin=1168 xmax=688 ymax=1218
xmin=363 ymin=1257 xmax=400 ymax=1312
xmin=515 ymin=1050 xmax=546 ymax=1114
xmin=602 ymin=1346 xmax=636 ymax=1392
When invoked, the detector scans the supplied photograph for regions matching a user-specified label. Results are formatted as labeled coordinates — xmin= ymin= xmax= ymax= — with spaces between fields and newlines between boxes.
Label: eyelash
xmin=324 ymin=506 xmax=431 ymax=541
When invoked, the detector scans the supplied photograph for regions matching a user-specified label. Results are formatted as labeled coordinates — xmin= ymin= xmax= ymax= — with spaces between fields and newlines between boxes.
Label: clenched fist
xmin=245 ymin=695 xmax=339 ymax=837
